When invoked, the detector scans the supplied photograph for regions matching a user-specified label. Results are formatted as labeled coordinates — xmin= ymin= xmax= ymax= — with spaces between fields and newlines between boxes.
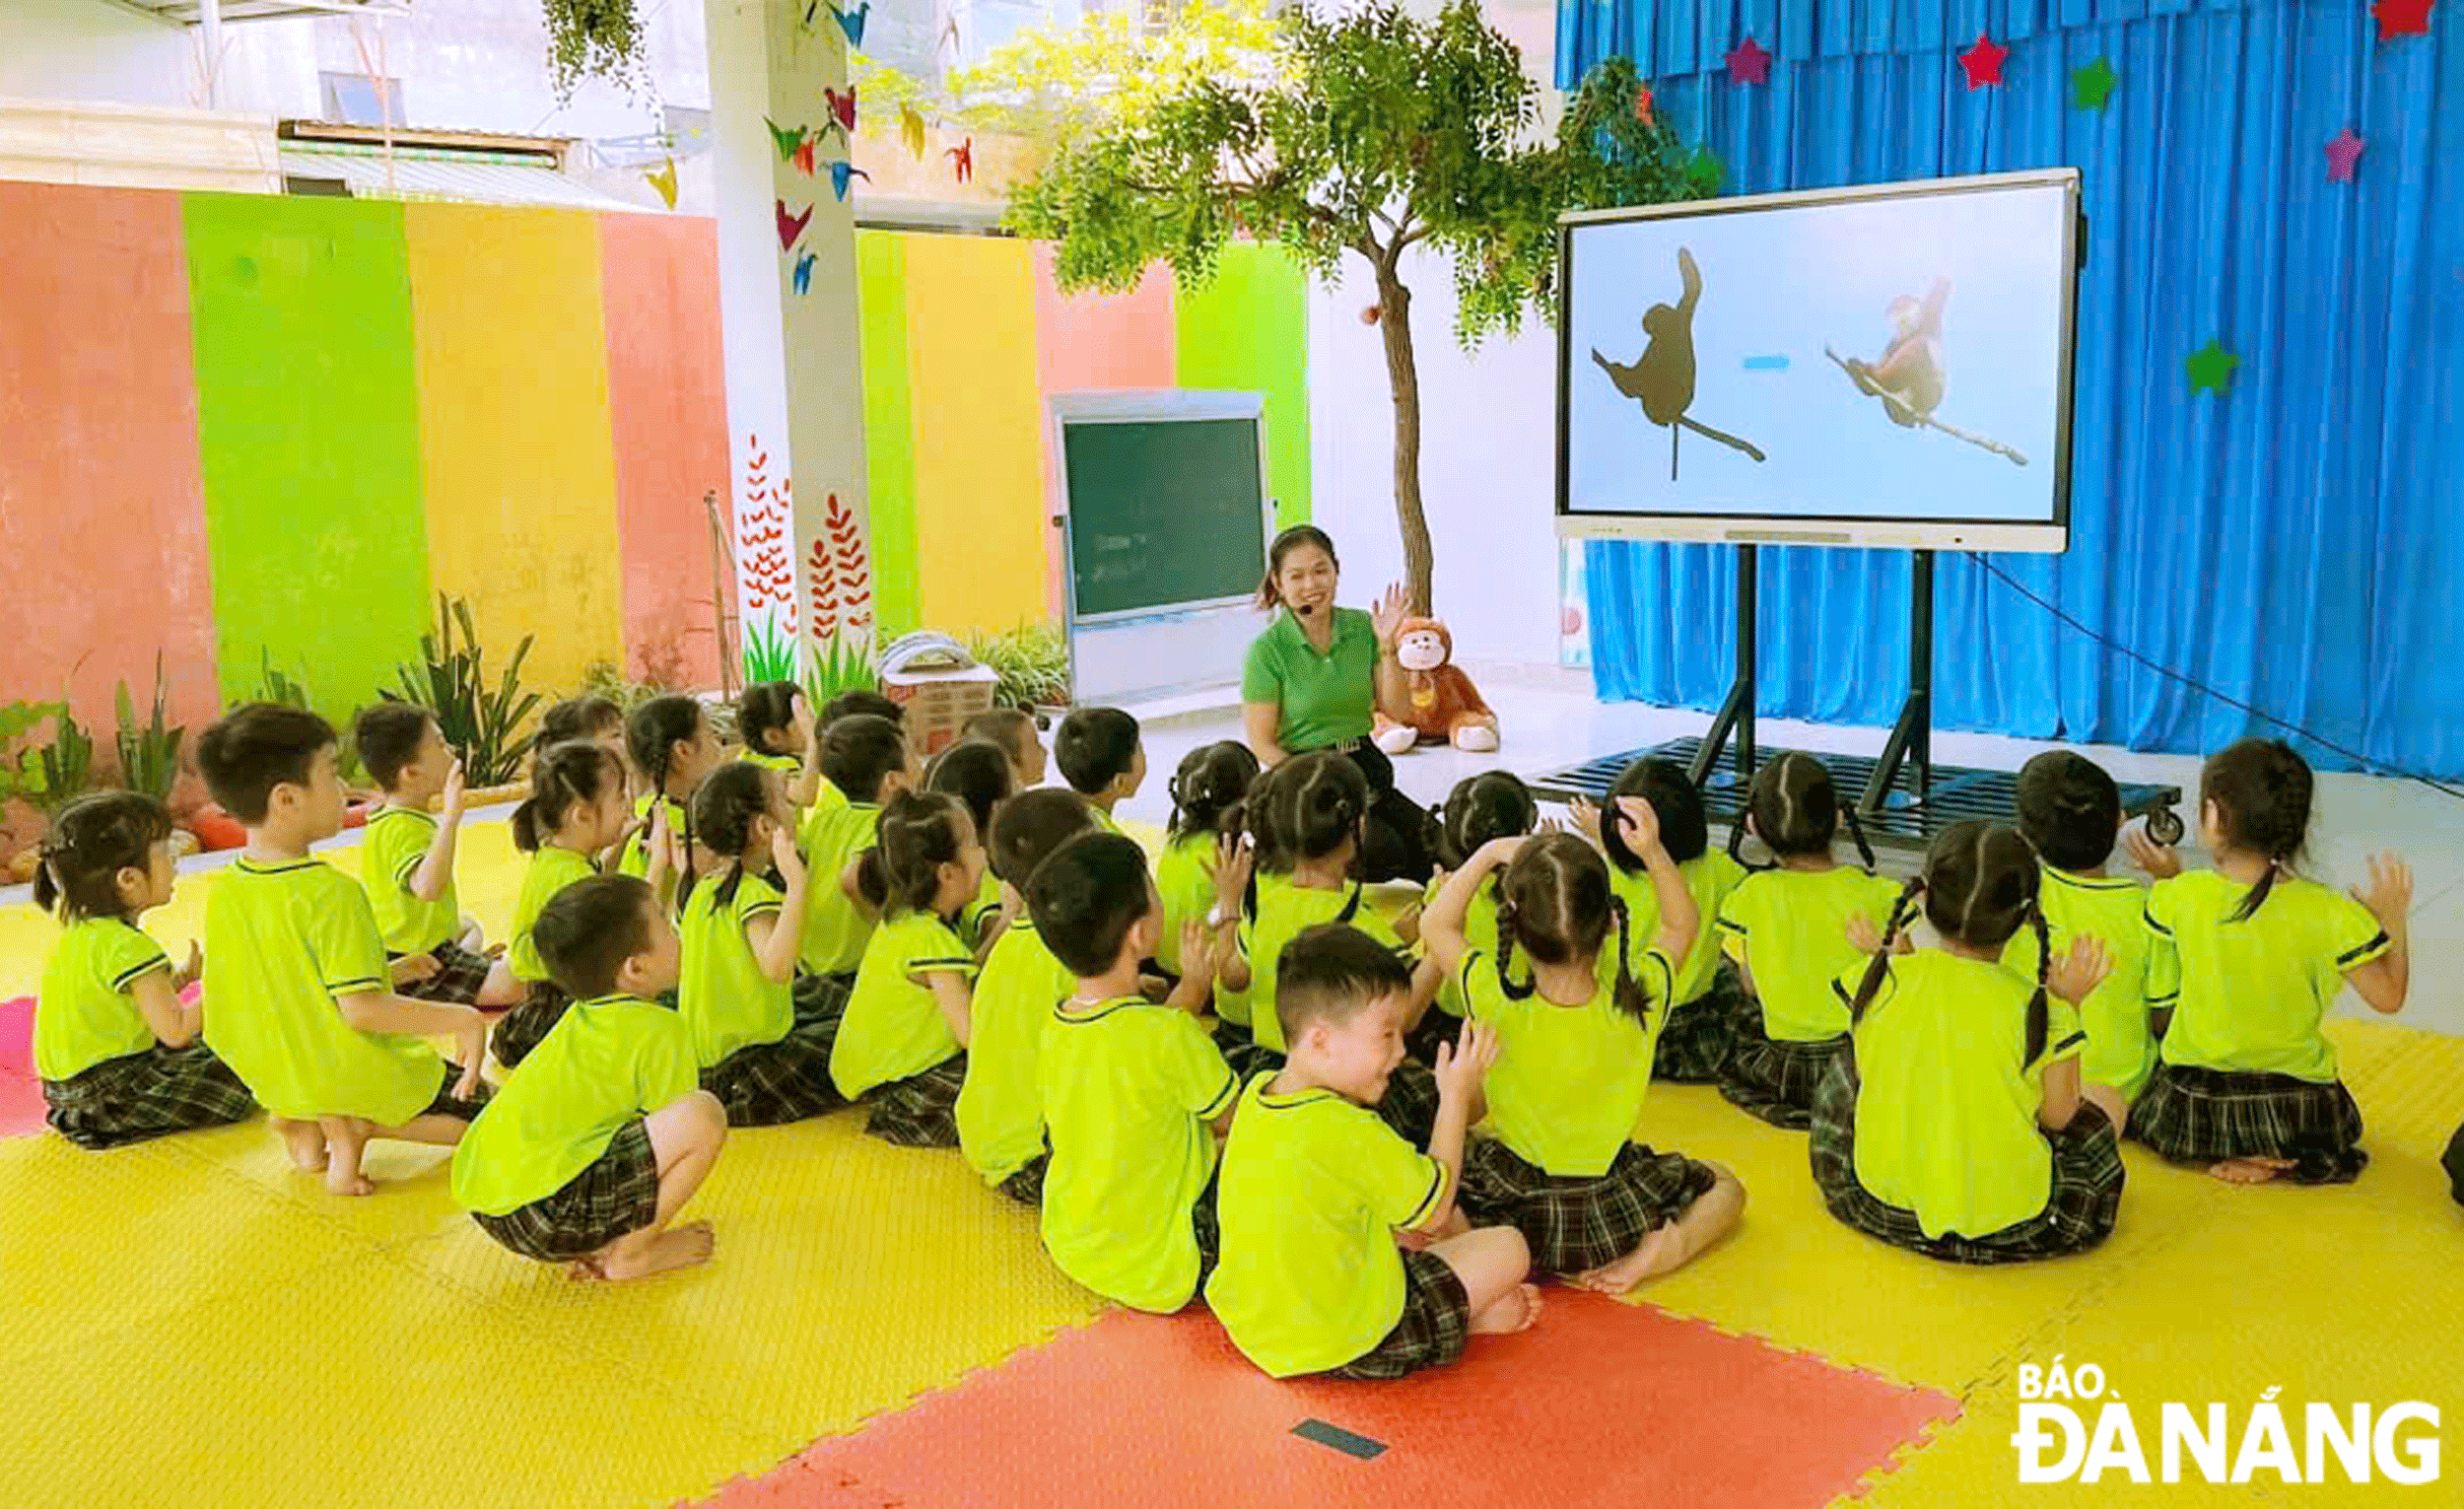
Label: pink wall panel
xmin=0 ymin=183 xmax=220 ymax=738
xmin=596 ymin=212 xmax=732 ymax=689
xmin=1030 ymin=247 xmax=1178 ymax=620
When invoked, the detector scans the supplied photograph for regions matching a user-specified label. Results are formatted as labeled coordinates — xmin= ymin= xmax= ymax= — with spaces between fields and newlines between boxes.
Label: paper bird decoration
xmin=827 ymin=161 xmax=869 ymax=201
xmin=2372 ymin=0 xmax=2432 ymax=39
xmin=792 ymin=251 xmax=816 ymax=296
xmin=2325 ymin=127 xmax=2365 ymax=182
xmin=937 ymin=16 xmax=961 ymax=58
xmin=1725 ymin=35 xmax=1770 ymax=86
xmin=829 ymin=1 xmax=869 ymax=46
xmin=765 ymin=115 xmax=806 ymax=163
xmin=794 ymin=134 xmax=818 ymax=175
xmin=2072 ymin=56 xmax=2117 ymax=110
xmin=1959 ymin=33 xmax=2009 ymax=89
xmin=776 ymin=198 xmax=812 ymax=251
xmin=901 ymin=103 xmax=927 ymax=159
xmin=2184 ymin=340 xmax=2238 ymax=395
xmin=947 ymin=136 xmax=974 ymax=184
xmin=646 ymin=157 xmax=677 ymax=210
xmin=825 ymin=87 xmax=857 ymax=134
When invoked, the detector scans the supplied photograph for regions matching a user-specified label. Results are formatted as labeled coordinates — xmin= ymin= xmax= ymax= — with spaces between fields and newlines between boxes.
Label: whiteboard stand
xmin=1050 ymin=390 xmax=1278 ymax=707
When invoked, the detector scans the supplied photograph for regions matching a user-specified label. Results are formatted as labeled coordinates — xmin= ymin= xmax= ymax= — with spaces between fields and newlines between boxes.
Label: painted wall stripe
xmin=1174 ymin=240 xmax=1312 ymax=529
xmin=857 ymin=229 xmax=922 ymax=643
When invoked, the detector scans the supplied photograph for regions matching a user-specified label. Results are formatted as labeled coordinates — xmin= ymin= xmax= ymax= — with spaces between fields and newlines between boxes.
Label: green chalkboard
xmin=1061 ymin=417 xmax=1268 ymax=617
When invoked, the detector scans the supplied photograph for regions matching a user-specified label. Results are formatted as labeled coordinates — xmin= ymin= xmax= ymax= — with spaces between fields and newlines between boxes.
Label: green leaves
xmin=257 ymin=649 xmax=364 ymax=786
xmin=33 ymin=709 xmax=94 ymax=817
xmin=0 ymin=700 xmax=68 ymax=808
xmin=386 ymin=594 xmax=542 ymax=789
xmin=112 ymin=652 xmax=185 ymax=804
xmin=541 ymin=0 xmax=649 ymax=102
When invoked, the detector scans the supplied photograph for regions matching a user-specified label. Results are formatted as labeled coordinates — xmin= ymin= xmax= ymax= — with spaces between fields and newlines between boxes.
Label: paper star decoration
xmin=2072 ymin=56 xmax=2117 ymax=110
xmin=1633 ymin=85 xmax=1656 ymax=124
xmin=2184 ymin=340 xmax=2238 ymax=395
xmin=1726 ymin=34 xmax=1771 ymax=86
xmin=1959 ymin=33 xmax=2010 ymax=90
xmin=1685 ymin=145 xmax=1725 ymax=194
xmin=2372 ymin=0 xmax=2433 ymax=40
xmin=2325 ymin=127 xmax=2365 ymax=182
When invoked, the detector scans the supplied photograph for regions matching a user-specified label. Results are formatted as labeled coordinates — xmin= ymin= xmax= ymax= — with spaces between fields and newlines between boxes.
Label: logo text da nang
xmin=2012 ymin=1357 xmax=2441 ymax=1486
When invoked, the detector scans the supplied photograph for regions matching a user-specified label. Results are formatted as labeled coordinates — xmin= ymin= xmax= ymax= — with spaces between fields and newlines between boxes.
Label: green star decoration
xmin=2073 ymin=56 xmax=2118 ymax=110
xmin=1686 ymin=145 xmax=1726 ymax=195
xmin=2184 ymin=340 xmax=2239 ymax=395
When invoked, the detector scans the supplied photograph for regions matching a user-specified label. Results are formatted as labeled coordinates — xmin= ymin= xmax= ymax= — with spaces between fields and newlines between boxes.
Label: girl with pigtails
xmin=1712 ymin=752 xmax=1903 ymax=1129
xmin=619 ymin=696 xmax=724 ymax=895
xmin=1422 ymin=806 xmax=1745 ymax=1294
xmin=1810 ymin=821 xmax=2126 ymax=1265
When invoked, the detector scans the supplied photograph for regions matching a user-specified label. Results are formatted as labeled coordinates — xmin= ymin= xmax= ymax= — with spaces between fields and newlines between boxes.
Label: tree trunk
xmin=1373 ymin=262 xmax=1435 ymax=616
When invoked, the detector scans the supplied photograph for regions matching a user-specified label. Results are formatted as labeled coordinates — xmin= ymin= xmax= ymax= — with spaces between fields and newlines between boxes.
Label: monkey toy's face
xmin=1396 ymin=628 xmax=1451 ymax=673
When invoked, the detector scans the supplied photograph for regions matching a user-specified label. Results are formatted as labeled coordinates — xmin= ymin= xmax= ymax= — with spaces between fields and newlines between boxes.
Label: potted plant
xmin=114 ymin=655 xmax=200 ymax=857
xmin=0 ymin=699 xmax=68 ymax=885
xmin=388 ymin=593 xmax=543 ymax=809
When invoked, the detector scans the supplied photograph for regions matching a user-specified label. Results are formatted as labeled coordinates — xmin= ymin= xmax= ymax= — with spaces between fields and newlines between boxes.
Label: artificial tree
xmin=1005 ymin=1 xmax=1704 ymax=614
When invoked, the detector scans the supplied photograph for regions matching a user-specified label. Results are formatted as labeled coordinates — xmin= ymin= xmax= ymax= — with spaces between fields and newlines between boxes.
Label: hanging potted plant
xmin=543 ymin=0 xmax=651 ymax=100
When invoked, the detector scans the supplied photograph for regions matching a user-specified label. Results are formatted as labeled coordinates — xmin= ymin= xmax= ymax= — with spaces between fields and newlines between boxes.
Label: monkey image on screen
xmin=1826 ymin=277 xmax=2028 ymax=466
xmin=1589 ymin=246 xmax=1768 ymax=481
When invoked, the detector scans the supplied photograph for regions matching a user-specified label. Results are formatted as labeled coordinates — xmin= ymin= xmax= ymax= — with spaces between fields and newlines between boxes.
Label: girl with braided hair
xmin=619 ymin=695 xmax=723 ymax=897
xmin=1810 ymin=822 xmax=2126 ymax=1264
xmin=2128 ymin=739 xmax=2412 ymax=1185
xmin=496 ymin=742 xmax=651 ymax=1068
xmin=1422 ymin=811 xmax=1745 ymax=1293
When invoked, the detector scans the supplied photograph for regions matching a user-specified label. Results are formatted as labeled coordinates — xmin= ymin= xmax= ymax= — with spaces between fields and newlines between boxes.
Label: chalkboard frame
xmin=1050 ymin=390 xmax=1278 ymax=703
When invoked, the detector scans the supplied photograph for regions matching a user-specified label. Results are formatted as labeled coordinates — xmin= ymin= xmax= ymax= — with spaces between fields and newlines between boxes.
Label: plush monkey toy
xmin=1373 ymin=617 xmax=1500 ymax=755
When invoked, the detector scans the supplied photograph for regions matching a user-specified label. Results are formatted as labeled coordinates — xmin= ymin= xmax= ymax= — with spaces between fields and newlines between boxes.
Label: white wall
xmin=1304 ymin=0 xmax=1566 ymax=669
xmin=0 ymin=0 xmax=318 ymax=116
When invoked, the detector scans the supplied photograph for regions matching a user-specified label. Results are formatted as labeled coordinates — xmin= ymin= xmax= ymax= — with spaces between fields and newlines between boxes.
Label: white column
xmin=199 ymin=0 xmax=224 ymax=109
xmin=705 ymin=0 xmax=876 ymax=694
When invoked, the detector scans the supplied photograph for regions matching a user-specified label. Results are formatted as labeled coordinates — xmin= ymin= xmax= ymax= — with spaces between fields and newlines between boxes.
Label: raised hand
xmin=442 ymin=757 xmax=467 ymax=817
xmin=2047 ymin=933 xmax=2112 ymax=1006
xmin=1433 ymin=1019 xmax=1501 ymax=1102
xmin=1371 ymin=582 xmax=1410 ymax=649
xmin=769 ymin=819 xmax=807 ymax=885
xmin=1214 ymin=832 xmax=1255 ymax=915
xmin=2123 ymin=826 xmax=2181 ymax=880
xmin=1567 ymin=795 xmax=1605 ymax=846
xmin=1612 ymin=794 xmax=1663 ymax=854
xmin=2352 ymin=853 xmax=2413 ymax=930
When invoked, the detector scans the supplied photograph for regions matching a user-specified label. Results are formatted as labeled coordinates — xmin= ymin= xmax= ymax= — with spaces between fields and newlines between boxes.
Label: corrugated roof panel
xmin=277 ymin=149 xmax=647 ymax=212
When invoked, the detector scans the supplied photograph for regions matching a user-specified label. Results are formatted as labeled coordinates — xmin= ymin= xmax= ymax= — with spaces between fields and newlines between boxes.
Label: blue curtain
xmin=1560 ymin=0 xmax=2464 ymax=778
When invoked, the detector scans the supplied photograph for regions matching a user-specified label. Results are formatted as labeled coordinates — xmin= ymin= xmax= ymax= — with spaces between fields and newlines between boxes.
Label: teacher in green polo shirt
xmin=1240 ymin=525 xmax=1434 ymax=881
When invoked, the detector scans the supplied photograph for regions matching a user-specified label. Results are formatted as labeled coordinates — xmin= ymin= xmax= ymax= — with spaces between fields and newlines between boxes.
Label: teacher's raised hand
xmin=1370 ymin=582 xmax=1410 ymax=650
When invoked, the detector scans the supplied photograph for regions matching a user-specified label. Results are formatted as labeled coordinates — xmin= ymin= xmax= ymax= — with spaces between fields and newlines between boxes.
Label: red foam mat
xmin=704 ymin=1293 xmax=1957 ymax=1508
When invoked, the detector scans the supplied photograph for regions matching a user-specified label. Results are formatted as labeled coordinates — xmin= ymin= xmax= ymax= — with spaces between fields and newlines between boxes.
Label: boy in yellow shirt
xmin=1209 ymin=925 xmax=1538 ymax=1378
xmin=196 ymin=704 xmax=493 ymax=1196
xmin=452 ymin=875 xmax=726 ymax=1281
xmin=1029 ymin=832 xmax=1234 ymax=1311
xmin=1054 ymin=707 xmax=1144 ymax=832
xmin=962 ymin=707 xmax=1050 ymax=789
xmin=354 ymin=705 xmax=521 ymax=1008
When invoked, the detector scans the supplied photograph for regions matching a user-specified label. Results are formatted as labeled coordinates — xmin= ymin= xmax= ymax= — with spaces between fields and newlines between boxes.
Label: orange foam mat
xmin=704 ymin=1295 xmax=1959 ymax=1508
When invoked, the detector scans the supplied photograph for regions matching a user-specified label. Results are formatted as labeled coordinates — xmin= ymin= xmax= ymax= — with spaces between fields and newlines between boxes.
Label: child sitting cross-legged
xmin=495 ymin=742 xmax=655 ymax=1068
xmin=828 ymin=790 xmax=989 ymax=1146
xmin=1424 ymin=812 xmax=1746 ymax=1292
xmin=452 ymin=874 xmax=727 ymax=1281
xmin=196 ymin=704 xmax=493 ymax=1196
xmin=2006 ymin=751 xmax=2160 ymax=1112
xmin=354 ymin=705 xmax=522 ymax=1010
xmin=1030 ymin=832 xmax=1236 ymax=1312
xmin=1209 ymin=925 xmax=1540 ymax=1379
xmin=33 ymin=791 xmax=257 ymax=1148
xmin=956 ymin=789 xmax=1103 ymax=1204
xmin=680 ymin=762 xmax=848 ymax=1127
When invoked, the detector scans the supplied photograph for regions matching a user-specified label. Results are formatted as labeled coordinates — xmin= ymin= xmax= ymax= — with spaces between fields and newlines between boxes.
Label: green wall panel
xmin=857 ymin=229 xmax=922 ymax=642
xmin=1173 ymin=241 xmax=1312 ymax=529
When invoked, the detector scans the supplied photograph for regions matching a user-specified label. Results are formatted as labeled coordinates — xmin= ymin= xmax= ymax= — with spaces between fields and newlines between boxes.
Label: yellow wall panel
xmin=900 ymin=235 xmax=1049 ymax=633
xmin=403 ymin=204 xmax=624 ymax=697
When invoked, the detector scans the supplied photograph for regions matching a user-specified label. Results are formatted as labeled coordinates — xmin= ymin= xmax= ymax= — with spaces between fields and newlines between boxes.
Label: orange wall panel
xmin=1031 ymin=249 xmax=1177 ymax=623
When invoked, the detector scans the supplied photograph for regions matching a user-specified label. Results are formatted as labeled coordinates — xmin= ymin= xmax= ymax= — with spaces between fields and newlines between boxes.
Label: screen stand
xmin=1860 ymin=549 xmax=1936 ymax=815
xmin=1688 ymin=545 xmax=1757 ymax=789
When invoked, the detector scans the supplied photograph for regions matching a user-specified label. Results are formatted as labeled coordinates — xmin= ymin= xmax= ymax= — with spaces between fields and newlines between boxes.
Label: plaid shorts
xmin=469 ymin=1116 xmax=659 ymax=1263
xmin=1211 ymin=1019 xmax=1284 ymax=1085
xmin=702 ymin=973 xmax=852 ymax=1128
xmin=1718 ymin=1006 xmax=1849 ymax=1130
xmin=1191 ymin=1172 xmax=1222 ymax=1290
xmin=2127 ymin=1062 xmax=2368 ymax=1184
xmin=1811 ymin=1054 xmax=2124 ymax=1265
xmin=1326 ymin=1248 xmax=1473 ymax=1381
xmin=1373 ymin=1059 xmax=1441 ymax=1146
xmin=998 ymin=1148 xmax=1050 ymax=1207
xmin=1461 ymin=1135 xmax=1718 ymax=1275
xmin=421 ymin=1058 xmax=495 ymax=1123
xmin=864 ymin=1052 xmax=969 ymax=1147
xmin=1652 ymin=960 xmax=1749 ymax=1084
xmin=391 ymin=937 xmax=495 ymax=1005
xmin=41 ymin=1042 xmax=259 ymax=1150
xmin=489 ymin=983 xmax=571 ymax=1070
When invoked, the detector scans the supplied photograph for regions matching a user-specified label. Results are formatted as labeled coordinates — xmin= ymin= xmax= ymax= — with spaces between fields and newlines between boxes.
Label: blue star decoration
xmin=2184 ymin=340 xmax=2238 ymax=395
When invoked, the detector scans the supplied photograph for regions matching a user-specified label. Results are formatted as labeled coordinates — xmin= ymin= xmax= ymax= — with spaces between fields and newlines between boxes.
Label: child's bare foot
xmin=273 ymin=1117 xmax=329 ymax=1172
xmin=323 ymin=1165 xmax=376 ymax=1197
xmin=1470 ymin=1281 xmax=1541 ymax=1336
xmin=2209 ymin=1157 xmax=2294 ymax=1185
xmin=1572 ymin=1225 xmax=1678 ymax=1294
xmin=592 ymin=1221 xmax=717 ymax=1281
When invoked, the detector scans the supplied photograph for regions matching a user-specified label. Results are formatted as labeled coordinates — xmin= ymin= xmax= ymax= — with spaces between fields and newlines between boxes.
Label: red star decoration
xmin=2372 ymin=0 xmax=2433 ymax=39
xmin=1726 ymin=34 xmax=1771 ymax=86
xmin=1633 ymin=85 xmax=1656 ymax=123
xmin=2325 ymin=127 xmax=2365 ymax=182
xmin=1959 ymin=32 xmax=2010 ymax=90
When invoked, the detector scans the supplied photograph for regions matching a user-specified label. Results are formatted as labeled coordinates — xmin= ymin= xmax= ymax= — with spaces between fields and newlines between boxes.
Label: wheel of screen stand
xmin=2146 ymin=805 xmax=2185 ymax=846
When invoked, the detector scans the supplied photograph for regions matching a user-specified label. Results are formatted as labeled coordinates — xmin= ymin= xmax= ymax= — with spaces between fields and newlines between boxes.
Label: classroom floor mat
xmin=713 ymin=1295 xmax=1959 ymax=1509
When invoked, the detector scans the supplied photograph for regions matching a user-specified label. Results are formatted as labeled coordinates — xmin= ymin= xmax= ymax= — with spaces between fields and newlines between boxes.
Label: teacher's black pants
xmin=1332 ymin=742 xmax=1439 ymax=885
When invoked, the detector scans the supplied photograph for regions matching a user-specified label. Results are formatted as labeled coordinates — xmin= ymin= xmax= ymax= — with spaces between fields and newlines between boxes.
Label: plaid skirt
xmin=40 ymin=1042 xmax=258 ymax=1150
xmin=864 ymin=1052 xmax=968 ymax=1147
xmin=702 ymin=973 xmax=852 ymax=1128
xmin=421 ymin=1058 xmax=495 ymax=1123
xmin=1211 ymin=1019 xmax=1285 ymax=1086
xmin=391 ymin=937 xmax=494 ymax=1005
xmin=1374 ymin=1059 xmax=1442 ymax=1146
xmin=1811 ymin=1055 xmax=2124 ymax=1265
xmin=1191 ymin=1173 xmax=1223 ymax=1290
xmin=1460 ymin=1135 xmax=1718 ymax=1275
xmin=1653 ymin=961 xmax=1750 ymax=1084
xmin=489 ymin=983 xmax=571 ymax=1070
xmin=1718 ymin=1009 xmax=1849 ymax=1131
xmin=1403 ymin=1004 xmax=1463 ymax=1068
xmin=2127 ymin=1062 xmax=2368 ymax=1184
xmin=998 ymin=1148 xmax=1050 ymax=1207
xmin=469 ymin=1117 xmax=659 ymax=1263
xmin=1326 ymin=1248 xmax=1473 ymax=1381
xmin=2444 ymin=1121 xmax=2464 ymax=1208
